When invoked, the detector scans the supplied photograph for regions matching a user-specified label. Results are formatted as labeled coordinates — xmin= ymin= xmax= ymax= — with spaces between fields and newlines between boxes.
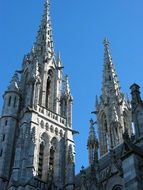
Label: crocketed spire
xmin=34 ymin=0 xmax=54 ymax=59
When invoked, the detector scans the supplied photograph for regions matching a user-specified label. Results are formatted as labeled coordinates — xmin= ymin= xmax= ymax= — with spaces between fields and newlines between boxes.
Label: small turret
xmin=80 ymin=166 xmax=87 ymax=190
xmin=130 ymin=83 xmax=142 ymax=109
xmin=130 ymin=83 xmax=143 ymax=139
xmin=61 ymin=75 xmax=73 ymax=128
xmin=0 ymin=72 xmax=21 ymax=183
xmin=2 ymin=72 xmax=20 ymax=116
xmin=87 ymin=119 xmax=98 ymax=166
xmin=57 ymin=52 xmax=63 ymax=69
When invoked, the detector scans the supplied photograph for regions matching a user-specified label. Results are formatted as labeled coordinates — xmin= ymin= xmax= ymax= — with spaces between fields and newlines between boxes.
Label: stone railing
xmin=37 ymin=105 xmax=66 ymax=126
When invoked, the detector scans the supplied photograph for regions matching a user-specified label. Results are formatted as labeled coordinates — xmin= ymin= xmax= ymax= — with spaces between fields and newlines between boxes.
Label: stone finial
xmin=62 ymin=75 xmax=72 ymax=100
xmin=111 ymin=104 xmax=118 ymax=122
xmin=103 ymin=37 xmax=113 ymax=65
xmin=80 ymin=166 xmax=86 ymax=187
xmin=96 ymin=95 xmax=99 ymax=107
xmin=7 ymin=72 xmax=19 ymax=92
xmin=67 ymin=145 xmax=74 ymax=164
xmin=87 ymin=119 xmax=98 ymax=148
xmin=103 ymin=37 xmax=110 ymax=47
xmin=57 ymin=52 xmax=64 ymax=69
xmin=123 ymin=128 xmax=130 ymax=142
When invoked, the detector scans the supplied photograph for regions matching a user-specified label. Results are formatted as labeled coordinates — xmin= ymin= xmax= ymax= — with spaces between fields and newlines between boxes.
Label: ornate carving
xmin=67 ymin=145 xmax=74 ymax=164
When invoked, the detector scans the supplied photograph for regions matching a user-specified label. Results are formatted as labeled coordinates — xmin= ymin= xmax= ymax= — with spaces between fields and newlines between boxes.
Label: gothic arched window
xmin=49 ymin=146 xmax=55 ymax=176
xmin=38 ymin=142 xmax=44 ymax=178
xmin=38 ymin=133 xmax=49 ymax=181
xmin=40 ymin=120 xmax=44 ymax=129
xmin=46 ymin=123 xmax=49 ymax=131
xmin=50 ymin=125 xmax=54 ymax=133
xmin=55 ymin=127 xmax=58 ymax=135
xmin=112 ymin=185 xmax=122 ymax=190
xmin=2 ymin=134 xmax=5 ymax=142
xmin=123 ymin=111 xmax=128 ymax=128
xmin=0 ymin=149 xmax=3 ymax=157
xmin=5 ymin=120 xmax=8 ymax=126
xmin=46 ymin=70 xmax=53 ymax=109
xmin=46 ymin=77 xmax=51 ymax=108
xmin=111 ymin=122 xmax=120 ymax=146
xmin=100 ymin=112 xmax=109 ymax=154
xmin=48 ymin=137 xmax=57 ymax=180
xmin=60 ymin=130 xmax=63 ymax=137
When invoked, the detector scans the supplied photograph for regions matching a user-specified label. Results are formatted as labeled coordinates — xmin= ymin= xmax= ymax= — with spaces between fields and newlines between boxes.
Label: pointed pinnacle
xmin=103 ymin=37 xmax=109 ymax=47
xmin=58 ymin=51 xmax=61 ymax=61
xmin=44 ymin=0 xmax=50 ymax=11
xmin=103 ymin=38 xmax=112 ymax=63
xmin=96 ymin=95 xmax=98 ymax=107
xmin=7 ymin=72 xmax=19 ymax=91
xmin=88 ymin=119 xmax=98 ymax=148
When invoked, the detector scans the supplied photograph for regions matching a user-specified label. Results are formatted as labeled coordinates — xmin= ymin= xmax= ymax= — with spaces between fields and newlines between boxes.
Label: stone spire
xmin=57 ymin=52 xmax=64 ymax=69
xmin=63 ymin=75 xmax=71 ymax=97
xmin=87 ymin=119 xmax=98 ymax=166
xmin=102 ymin=38 xmax=121 ymax=101
xmin=34 ymin=0 xmax=54 ymax=59
xmin=96 ymin=39 xmax=132 ymax=157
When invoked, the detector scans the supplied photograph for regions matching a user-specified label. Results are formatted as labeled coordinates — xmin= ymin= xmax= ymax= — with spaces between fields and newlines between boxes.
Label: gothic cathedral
xmin=0 ymin=1 xmax=75 ymax=189
xmin=1 ymin=1 xmax=143 ymax=190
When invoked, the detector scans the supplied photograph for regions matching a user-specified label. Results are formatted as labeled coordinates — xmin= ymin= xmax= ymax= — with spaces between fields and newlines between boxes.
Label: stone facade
xmin=1 ymin=1 xmax=143 ymax=190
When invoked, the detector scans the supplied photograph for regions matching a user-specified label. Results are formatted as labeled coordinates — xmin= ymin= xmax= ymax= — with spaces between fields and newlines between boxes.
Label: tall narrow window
xmin=100 ymin=113 xmax=109 ymax=156
xmin=104 ymin=119 xmax=109 ymax=150
xmin=46 ymin=78 xmax=51 ymax=108
xmin=38 ymin=142 xmax=44 ymax=178
xmin=49 ymin=147 xmax=55 ymax=179
xmin=5 ymin=120 xmax=8 ymax=126
xmin=2 ymin=134 xmax=5 ymax=142
xmin=48 ymin=137 xmax=57 ymax=181
xmin=8 ymin=96 xmax=11 ymax=107
xmin=0 ymin=149 xmax=3 ymax=157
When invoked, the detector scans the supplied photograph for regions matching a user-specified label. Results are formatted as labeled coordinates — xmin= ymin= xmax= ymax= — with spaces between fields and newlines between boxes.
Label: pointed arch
xmin=123 ymin=110 xmax=128 ymax=128
xmin=40 ymin=120 xmax=44 ymax=129
xmin=110 ymin=121 xmax=120 ymax=146
xmin=51 ymin=137 xmax=58 ymax=149
xmin=38 ymin=133 xmax=50 ymax=180
xmin=48 ymin=137 xmax=58 ymax=181
xmin=46 ymin=77 xmax=51 ymax=108
xmin=45 ymin=69 xmax=54 ymax=109
xmin=99 ymin=111 xmax=109 ymax=156
xmin=45 ymin=123 xmax=49 ymax=131
xmin=112 ymin=185 xmax=123 ymax=190
xmin=123 ymin=109 xmax=132 ymax=135
xmin=23 ymin=70 xmax=30 ymax=106
xmin=38 ymin=141 xmax=44 ymax=178
xmin=106 ymin=175 xmax=124 ymax=190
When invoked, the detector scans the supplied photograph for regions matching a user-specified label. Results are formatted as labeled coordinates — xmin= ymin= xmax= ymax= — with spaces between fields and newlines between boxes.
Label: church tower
xmin=96 ymin=39 xmax=132 ymax=157
xmin=0 ymin=1 xmax=75 ymax=189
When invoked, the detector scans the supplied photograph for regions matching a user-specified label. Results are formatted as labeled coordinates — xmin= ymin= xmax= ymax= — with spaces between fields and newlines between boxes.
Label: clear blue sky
xmin=0 ymin=0 xmax=143 ymax=174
